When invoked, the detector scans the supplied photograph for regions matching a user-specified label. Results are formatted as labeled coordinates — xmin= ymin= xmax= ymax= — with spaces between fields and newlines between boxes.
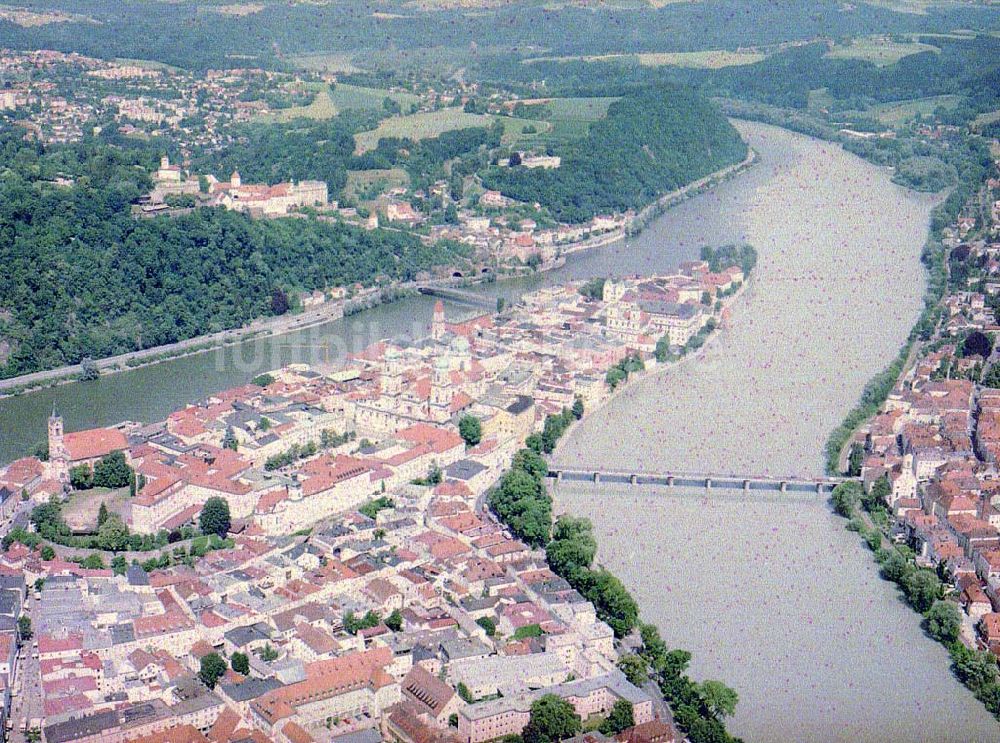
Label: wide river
xmin=554 ymin=122 xmax=1000 ymax=742
xmin=0 ymin=121 xmax=995 ymax=739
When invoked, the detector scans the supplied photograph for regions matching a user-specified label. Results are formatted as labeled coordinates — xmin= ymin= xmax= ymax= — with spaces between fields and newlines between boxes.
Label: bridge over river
xmin=547 ymin=467 xmax=854 ymax=494
xmin=417 ymin=285 xmax=496 ymax=309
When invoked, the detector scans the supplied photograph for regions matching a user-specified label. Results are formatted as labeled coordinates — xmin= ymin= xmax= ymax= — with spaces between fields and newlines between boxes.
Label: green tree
xmin=522 ymin=694 xmax=581 ymax=743
xmin=17 ymin=615 xmax=31 ymax=641
xmin=98 ymin=502 xmax=109 ymax=527
xmin=223 ymin=427 xmax=238 ymax=451
xmin=111 ymin=555 xmax=128 ymax=576
xmin=459 ymin=415 xmax=483 ymax=447
xmin=924 ymin=601 xmax=961 ymax=644
xmin=865 ymin=475 xmax=892 ymax=511
xmin=605 ymin=366 xmax=626 ymax=390
xmin=903 ymin=569 xmax=942 ymax=613
xmin=599 ymin=699 xmax=634 ymax=735
xmin=476 ymin=616 xmax=497 ymax=636
xmin=847 ymin=443 xmax=864 ymax=477
xmin=512 ymin=449 xmax=548 ymax=480
xmin=199 ymin=652 xmax=227 ymax=689
xmin=81 ymin=553 xmax=105 ymax=570
xmin=699 ymin=680 xmax=739 ymax=718
xmin=880 ymin=549 xmax=914 ymax=584
xmin=260 ymin=644 xmax=279 ymax=662
xmin=200 ymin=497 xmax=231 ymax=537
xmin=93 ymin=451 xmax=132 ymax=488
xmin=231 ymin=651 xmax=250 ymax=675
xmin=617 ymin=653 xmax=648 ymax=688
xmin=831 ymin=481 xmax=862 ymax=518
xmin=40 ymin=545 xmax=55 ymax=561
xmin=571 ymin=396 xmax=584 ymax=420
xmin=385 ymin=609 xmax=403 ymax=632
xmin=70 ymin=464 xmax=93 ymax=490
xmin=526 ymin=433 xmax=543 ymax=453
xmin=98 ymin=515 xmax=130 ymax=552
xmin=951 ymin=643 xmax=999 ymax=692
xmin=457 ymin=681 xmax=474 ymax=703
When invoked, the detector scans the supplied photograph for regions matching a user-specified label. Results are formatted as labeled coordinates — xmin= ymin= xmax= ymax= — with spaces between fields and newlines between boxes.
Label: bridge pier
xmin=705 ymin=477 xmax=712 ymax=490
xmin=593 ymin=472 xmax=600 ymax=484
xmin=667 ymin=476 xmax=674 ymax=487
xmin=629 ymin=474 xmax=637 ymax=485
xmin=556 ymin=471 xmax=563 ymax=482
xmin=816 ymin=482 xmax=823 ymax=494
xmin=743 ymin=479 xmax=750 ymax=492
xmin=780 ymin=481 xmax=788 ymax=493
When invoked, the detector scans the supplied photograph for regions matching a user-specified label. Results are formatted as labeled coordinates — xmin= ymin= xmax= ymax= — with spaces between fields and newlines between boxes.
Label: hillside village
xmin=0 ymin=260 xmax=748 ymax=743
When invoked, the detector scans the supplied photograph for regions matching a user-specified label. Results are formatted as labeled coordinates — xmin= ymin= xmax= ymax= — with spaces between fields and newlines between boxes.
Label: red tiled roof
xmin=63 ymin=427 xmax=128 ymax=462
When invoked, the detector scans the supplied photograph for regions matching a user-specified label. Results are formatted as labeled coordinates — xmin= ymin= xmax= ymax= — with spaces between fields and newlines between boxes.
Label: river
xmin=553 ymin=121 xmax=1000 ymax=741
xmin=0 ymin=121 xmax=994 ymax=739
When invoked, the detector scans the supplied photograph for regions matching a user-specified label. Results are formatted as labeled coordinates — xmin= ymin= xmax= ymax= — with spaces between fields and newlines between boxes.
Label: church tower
xmin=230 ymin=170 xmax=242 ymax=188
xmin=431 ymin=300 xmax=446 ymax=342
xmin=382 ymin=346 xmax=403 ymax=397
xmin=48 ymin=409 xmax=69 ymax=484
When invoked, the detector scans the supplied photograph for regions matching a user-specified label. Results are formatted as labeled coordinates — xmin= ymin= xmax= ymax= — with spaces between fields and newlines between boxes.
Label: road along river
xmin=553 ymin=122 xmax=1000 ymax=741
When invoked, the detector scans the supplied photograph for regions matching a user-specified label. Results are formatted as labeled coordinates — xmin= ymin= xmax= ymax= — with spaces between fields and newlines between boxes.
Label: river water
xmin=0 ymin=121 xmax=994 ymax=739
xmin=553 ymin=122 xmax=1000 ymax=741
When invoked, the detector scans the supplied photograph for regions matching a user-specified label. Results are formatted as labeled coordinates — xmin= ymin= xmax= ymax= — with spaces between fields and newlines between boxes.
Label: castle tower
xmin=431 ymin=300 xmax=446 ymax=342
xmin=160 ymin=155 xmax=169 ymax=170
xmin=231 ymin=170 xmax=241 ymax=188
xmin=48 ymin=409 xmax=69 ymax=484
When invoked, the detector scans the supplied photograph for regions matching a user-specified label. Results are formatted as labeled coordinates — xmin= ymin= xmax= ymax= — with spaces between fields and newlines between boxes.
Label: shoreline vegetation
xmin=0 ymin=139 xmax=758 ymax=402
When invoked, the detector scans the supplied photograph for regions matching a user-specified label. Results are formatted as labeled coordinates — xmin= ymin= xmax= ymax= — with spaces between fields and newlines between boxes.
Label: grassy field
xmin=62 ymin=486 xmax=130 ymax=532
xmin=867 ymin=94 xmax=963 ymax=124
xmin=259 ymin=90 xmax=339 ymax=123
xmin=544 ymin=96 xmax=619 ymax=120
xmin=354 ymin=109 xmax=494 ymax=153
xmin=329 ymin=83 xmax=420 ymax=112
xmin=824 ymin=36 xmax=939 ymax=66
xmin=344 ymin=168 xmax=410 ymax=202
xmin=258 ymin=84 xmax=423 ymax=124
xmin=113 ymin=57 xmax=184 ymax=73
xmin=973 ymin=109 xmax=1000 ymax=131
xmin=290 ymin=52 xmax=362 ymax=74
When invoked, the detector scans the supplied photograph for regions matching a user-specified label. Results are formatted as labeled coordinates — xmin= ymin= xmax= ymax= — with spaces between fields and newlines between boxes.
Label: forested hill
xmin=0 ymin=129 xmax=465 ymax=380
xmin=482 ymin=87 xmax=747 ymax=223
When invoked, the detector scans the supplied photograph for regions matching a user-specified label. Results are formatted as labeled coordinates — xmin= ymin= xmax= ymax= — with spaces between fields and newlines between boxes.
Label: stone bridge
xmin=547 ymin=468 xmax=855 ymax=494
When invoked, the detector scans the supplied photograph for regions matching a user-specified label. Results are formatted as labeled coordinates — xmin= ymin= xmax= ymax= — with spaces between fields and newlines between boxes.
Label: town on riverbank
xmin=830 ymin=141 xmax=1000 ymax=719
xmin=0 ymin=252 xmax=752 ymax=742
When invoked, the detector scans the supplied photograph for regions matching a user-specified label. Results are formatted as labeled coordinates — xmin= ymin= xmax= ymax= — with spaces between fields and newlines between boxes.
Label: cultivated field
xmin=259 ymin=90 xmax=339 ymax=123
xmin=524 ymin=50 xmax=765 ymax=68
xmin=867 ymin=95 xmax=963 ymax=124
xmin=824 ymin=36 xmax=939 ymax=66
xmin=329 ymin=83 xmax=420 ymax=112
xmin=354 ymin=109 xmax=494 ymax=153
xmin=258 ymin=84 xmax=422 ymax=123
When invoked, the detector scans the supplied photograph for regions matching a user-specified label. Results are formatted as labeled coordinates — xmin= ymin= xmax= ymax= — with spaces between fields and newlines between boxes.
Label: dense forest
xmin=0 ymin=128 xmax=466 ymax=379
xmin=482 ymin=87 xmax=747 ymax=223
